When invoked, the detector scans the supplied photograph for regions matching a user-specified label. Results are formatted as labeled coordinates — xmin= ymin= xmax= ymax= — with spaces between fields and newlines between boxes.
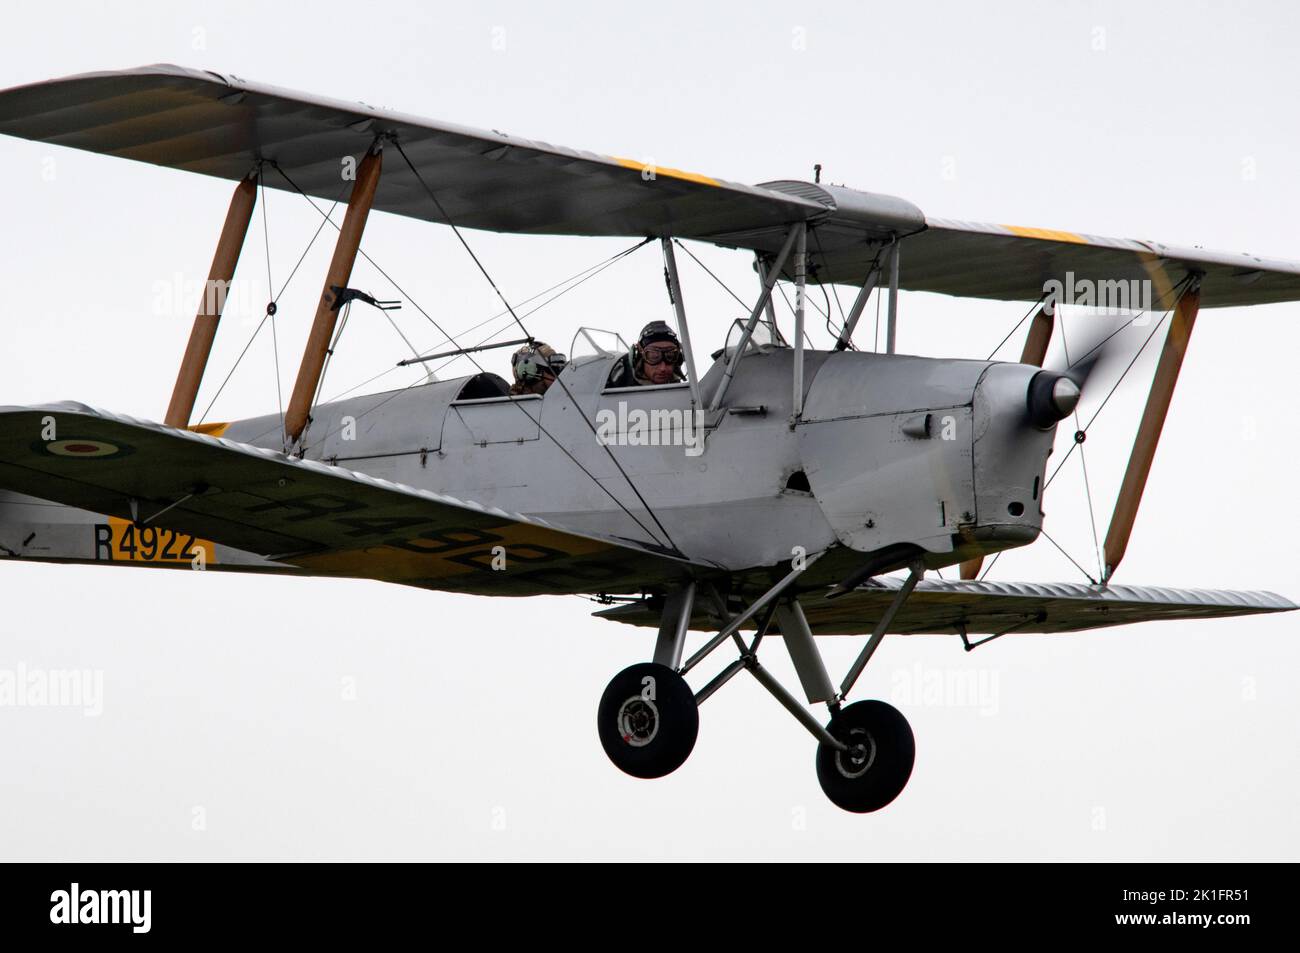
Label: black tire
xmin=815 ymin=700 xmax=915 ymax=813
xmin=597 ymin=662 xmax=699 ymax=779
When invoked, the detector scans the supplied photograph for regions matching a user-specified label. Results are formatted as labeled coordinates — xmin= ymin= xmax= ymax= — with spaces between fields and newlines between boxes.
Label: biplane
xmin=0 ymin=65 xmax=1294 ymax=813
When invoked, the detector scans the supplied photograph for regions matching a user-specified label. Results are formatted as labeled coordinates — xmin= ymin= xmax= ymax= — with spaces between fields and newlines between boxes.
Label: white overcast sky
xmin=0 ymin=0 xmax=1297 ymax=860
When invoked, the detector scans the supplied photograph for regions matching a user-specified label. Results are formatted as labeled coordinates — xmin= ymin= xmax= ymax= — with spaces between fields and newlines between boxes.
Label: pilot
xmin=509 ymin=341 xmax=566 ymax=396
xmin=608 ymin=320 xmax=687 ymax=388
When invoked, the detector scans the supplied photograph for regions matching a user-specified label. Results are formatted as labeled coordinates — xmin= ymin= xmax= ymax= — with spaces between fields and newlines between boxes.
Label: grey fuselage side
xmin=216 ymin=347 xmax=1055 ymax=590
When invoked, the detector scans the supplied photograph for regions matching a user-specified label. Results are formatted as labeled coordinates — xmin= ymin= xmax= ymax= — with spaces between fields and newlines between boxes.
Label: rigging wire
xmin=985 ymin=293 xmax=1049 ymax=361
xmin=320 ymin=239 xmax=648 ymax=417
xmin=1067 ymin=273 xmax=1193 ymax=381
xmin=774 ymin=282 xmax=821 ymax=353
xmin=257 ymin=170 xmax=286 ymax=444
xmin=975 ymin=275 xmax=1192 ymax=583
xmin=324 ymin=239 xmax=651 ymax=405
xmin=873 ymin=281 xmax=882 ymax=353
xmin=1039 ymin=526 xmax=1098 ymax=585
xmin=297 ymin=287 xmax=667 ymax=550
xmin=1056 ymin=309 xmax=1103 ymax=580
xmin=196 ymin=312 xmax=270 ymax=427
xmin=670 ymin=238 xmax=749 ymax=312
xmin=667 ymin=232 xmax=838 ymax=349
xmin=274 ymin=156 xmax=595 ymax=386
xmin=196 ymin=175 xmax=348 ymax=426
xmin=810 ymin=226 xmax=848 ymax=341
xmin=390 ymin=138 xmax=680 ymax=554
xmin=267 ymin=160 xmax=462 ymax=363
xmin=404 ymin=238 xmax=651 ymax=368
xmin=244 ymin=236 xmax=648 ymax=448
xmin=273 ymin=183 xmax=347 ymax=302
xmin=831 ymin=244 xmax=888 ymax=350
xmin=1041 ymin=279 xmax=1190 ymax=493
xmin=274 ymin=142 xmax=673 ymax=550
xmin=820 ymin=283 xmax=837 ymax=341
xmin=310 ymin=299 xmax=352 ymax=419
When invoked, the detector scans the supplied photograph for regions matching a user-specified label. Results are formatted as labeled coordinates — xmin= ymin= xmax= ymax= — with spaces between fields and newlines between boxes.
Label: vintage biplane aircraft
xmin=0 ymin=66 xmax=1295 ymax=812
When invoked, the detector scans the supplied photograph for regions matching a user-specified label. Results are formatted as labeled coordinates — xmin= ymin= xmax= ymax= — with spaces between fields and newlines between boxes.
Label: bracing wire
xmin=257 ymin=170 xmax=286 ymax=444
xmin=390 ymin=138 xmax=681 ymax=554
xmin=242 ymin=237 xmax=649 ymax=448
xmin=196 ymin=174 xmax=347 ymax=426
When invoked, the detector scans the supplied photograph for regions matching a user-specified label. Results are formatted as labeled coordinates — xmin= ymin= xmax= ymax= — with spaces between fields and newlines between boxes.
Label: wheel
xmin=815 ymin=700 xmax=915 ymax=813
xmin=597 ymin=662 xmax=699 ymax=779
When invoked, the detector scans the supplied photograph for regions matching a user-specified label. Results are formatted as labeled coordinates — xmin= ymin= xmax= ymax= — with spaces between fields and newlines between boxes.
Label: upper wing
xmin=0 ymin=403 xmax=703 ymax=596
xmin=765 ymin=206 xmax=1300 ymax=309
xmin=0 ymin=64 xmax=821 ymax=239
xmin=2 ymin=65 xmax=1297 ymax=307
xmin=594 ymin=577 xmax=1296 ymax=635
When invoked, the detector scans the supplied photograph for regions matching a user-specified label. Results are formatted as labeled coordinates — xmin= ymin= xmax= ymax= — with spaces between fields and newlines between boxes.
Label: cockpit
xmin=454 ymin=372 xmax=512 ymax=400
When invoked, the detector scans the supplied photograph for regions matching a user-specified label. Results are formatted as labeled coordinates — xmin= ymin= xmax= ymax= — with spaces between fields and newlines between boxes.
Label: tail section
xmin=0 ymin=489 xmax=297 ymax=575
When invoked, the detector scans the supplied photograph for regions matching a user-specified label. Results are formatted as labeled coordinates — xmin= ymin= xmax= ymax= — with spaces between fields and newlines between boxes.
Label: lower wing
xmin=595 ymin=577 xmax=1296 ymax=635
xmin=0 ymin=403 xmax=704 ymax=596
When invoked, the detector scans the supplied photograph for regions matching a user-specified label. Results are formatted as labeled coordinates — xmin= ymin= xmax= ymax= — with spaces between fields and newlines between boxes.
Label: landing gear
xmin=597 ymin=662 xmax=698 ymax=779
xmin=815 ymin=700 xmax=915 ymax=813
xmin=598 ymin=559 xmax=926 ymax=812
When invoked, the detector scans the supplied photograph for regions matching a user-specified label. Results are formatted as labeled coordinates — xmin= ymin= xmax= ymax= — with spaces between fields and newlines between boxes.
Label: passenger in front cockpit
xmin=509 ymin=341 xmax=567 ymax=396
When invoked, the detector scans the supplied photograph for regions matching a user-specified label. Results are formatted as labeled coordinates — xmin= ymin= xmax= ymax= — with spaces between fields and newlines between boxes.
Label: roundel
xmin=40 ymin=438 xmax=132 ymax=459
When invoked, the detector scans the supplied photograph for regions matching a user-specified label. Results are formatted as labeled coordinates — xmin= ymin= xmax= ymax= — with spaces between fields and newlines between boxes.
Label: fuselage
xmin=217 ymin=346 xmax=1058 ymax=587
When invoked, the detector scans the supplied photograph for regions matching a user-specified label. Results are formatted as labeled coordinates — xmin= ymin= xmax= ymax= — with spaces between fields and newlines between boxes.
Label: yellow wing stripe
xmin=614 ymin=157 xmax=719 ymax=187
xmin=1003 ymin=225 xmax=1087 ymax=244
xmin=187 ymin=421 xmax=230 ymax=437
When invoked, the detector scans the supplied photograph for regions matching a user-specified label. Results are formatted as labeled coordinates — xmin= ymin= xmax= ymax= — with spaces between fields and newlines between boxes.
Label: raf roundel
xmin=39 ymin=438 xmax=131 ymax=459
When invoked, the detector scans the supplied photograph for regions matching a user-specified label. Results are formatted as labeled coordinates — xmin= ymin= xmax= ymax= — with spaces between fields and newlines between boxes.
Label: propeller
xmin=1024 ymin=307 xmax=1139 ymax=429
xmin=964 ymin=255 xmax=1191 ymax=583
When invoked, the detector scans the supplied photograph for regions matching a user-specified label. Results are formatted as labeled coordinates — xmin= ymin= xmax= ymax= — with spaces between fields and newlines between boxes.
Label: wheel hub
xmin=617 ymin=696 xmax=660 ymax=748
xmin=835 ymin=727 xmax=877 ymax=779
